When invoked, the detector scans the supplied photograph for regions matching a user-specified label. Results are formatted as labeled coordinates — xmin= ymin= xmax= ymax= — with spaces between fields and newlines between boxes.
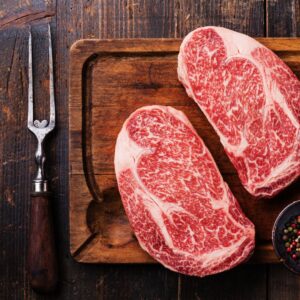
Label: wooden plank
xmin=0 ymin=0 xmax=54 ymax=29
xmin=96 ymin=265 xmax=178 ymax=299
xmin=268 ymin=265 xmax=300 ymax=300
xmin=0 ymin=27 xmax=28 ymax=300
xmin=82 ymin=0 xmax=99 ymax=38
xmin=180 ymin=265 xmax=267 ymax=300
xmin=174 ymin=0 xmax=265 ymax=37
xmin=99 ymin=0 xmax=176 ymax=38
xmin=267 ymin=0 xmax=300 ymax=37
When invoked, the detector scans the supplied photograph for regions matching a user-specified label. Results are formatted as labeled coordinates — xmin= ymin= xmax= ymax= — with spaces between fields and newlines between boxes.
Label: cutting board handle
xmin=28 ymin=192 xmax=58 ymax=293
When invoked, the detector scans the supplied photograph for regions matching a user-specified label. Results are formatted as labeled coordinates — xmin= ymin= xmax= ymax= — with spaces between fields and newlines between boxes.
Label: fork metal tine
xmin=48 ymin=24 xmax=55 ymax=128
xmin=27 ymin=24 xmax=56 ymax=187
xmin=27 ymin=25 xmax=55 ymax=133
xmin=27 ymin=30 xmax=34 ymax=128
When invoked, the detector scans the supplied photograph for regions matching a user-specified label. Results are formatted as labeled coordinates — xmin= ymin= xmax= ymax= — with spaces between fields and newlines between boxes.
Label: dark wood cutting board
xmin=69 ymin=38 xmax=300 ymax=264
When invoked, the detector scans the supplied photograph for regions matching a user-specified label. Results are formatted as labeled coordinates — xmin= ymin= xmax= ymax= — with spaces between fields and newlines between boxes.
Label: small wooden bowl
xmin=272 ymin=200 xmax=300 ymax=274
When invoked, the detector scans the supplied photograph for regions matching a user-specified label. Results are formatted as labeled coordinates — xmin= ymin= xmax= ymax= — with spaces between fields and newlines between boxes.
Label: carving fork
xmin=27 ymin=25 xmax=57 ymax=293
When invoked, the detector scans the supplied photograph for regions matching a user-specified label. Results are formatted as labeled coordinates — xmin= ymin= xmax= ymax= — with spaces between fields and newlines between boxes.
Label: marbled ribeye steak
xmin=178 ymin=26 xmax=300 ymax=197
xmin=115 ymin=105 xmax=255 ymax=277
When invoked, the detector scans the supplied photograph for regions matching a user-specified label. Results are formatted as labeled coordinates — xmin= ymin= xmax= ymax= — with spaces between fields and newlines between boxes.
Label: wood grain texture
xmin=268 ymin=264 xmax=300 ymax=300
xmin=267 ymin=0 xmax=300 ymax=37
xmin=180 ymin=264 xmax=267 ymax=300
xmin=0 ymin=26 xmax=34 ymax=299
xmin=96 ymin=264 xmax=178 ymax=300
xmin=0 ymin=0 xmax=54 ymax=29
xmin=174 ymin=0 xmax=265 ymax=37
xmin=0 ymin=0 xmax=299 ymax=299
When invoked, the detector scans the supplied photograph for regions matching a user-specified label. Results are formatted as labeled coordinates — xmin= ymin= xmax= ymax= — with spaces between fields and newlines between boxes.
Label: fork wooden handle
xmin=28 ymin=192 xmax=57 ymax=293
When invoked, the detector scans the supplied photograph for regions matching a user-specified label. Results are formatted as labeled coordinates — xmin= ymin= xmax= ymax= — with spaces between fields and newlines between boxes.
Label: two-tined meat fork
xmin=27 ymin=25 xmax=58 ymax=293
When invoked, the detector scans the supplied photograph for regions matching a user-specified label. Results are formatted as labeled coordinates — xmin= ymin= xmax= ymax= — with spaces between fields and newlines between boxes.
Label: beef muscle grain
xmin=178 ymin=26 xmax=300 ymax=197
xmin=115 ymin=105 xmax=255 ymax=277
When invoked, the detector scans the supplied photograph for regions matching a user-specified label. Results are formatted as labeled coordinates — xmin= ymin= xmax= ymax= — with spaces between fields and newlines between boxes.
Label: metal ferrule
xmin=32 ymin=179 xmax=48 ymax=193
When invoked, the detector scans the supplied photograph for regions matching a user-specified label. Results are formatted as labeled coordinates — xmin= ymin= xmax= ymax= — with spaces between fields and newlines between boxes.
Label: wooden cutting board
xmin=69 ymin=38 xmax=300 ymax=264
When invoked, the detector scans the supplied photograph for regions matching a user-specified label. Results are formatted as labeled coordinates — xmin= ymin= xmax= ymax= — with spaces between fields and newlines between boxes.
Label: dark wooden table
xmin=0 ymin=1 xmax=299 ymax=299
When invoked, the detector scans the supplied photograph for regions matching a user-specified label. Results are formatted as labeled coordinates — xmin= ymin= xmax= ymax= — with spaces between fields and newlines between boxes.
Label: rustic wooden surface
xmin=0 ymin=0 xmax=299 ymax=299
xmin=69 ymin=38 xmax=300 ymax=264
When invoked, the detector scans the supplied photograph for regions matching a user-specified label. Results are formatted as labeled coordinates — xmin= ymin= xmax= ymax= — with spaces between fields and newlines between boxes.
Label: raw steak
xmin=178 ymin=26 xmax=300 ymax=197
xmin=115 ymin=105 xmax=255 ymax=277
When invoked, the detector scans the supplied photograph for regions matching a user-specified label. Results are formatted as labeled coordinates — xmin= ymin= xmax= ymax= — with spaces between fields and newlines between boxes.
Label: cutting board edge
xmin=69 ymin=38 xmax=300 ymax=264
